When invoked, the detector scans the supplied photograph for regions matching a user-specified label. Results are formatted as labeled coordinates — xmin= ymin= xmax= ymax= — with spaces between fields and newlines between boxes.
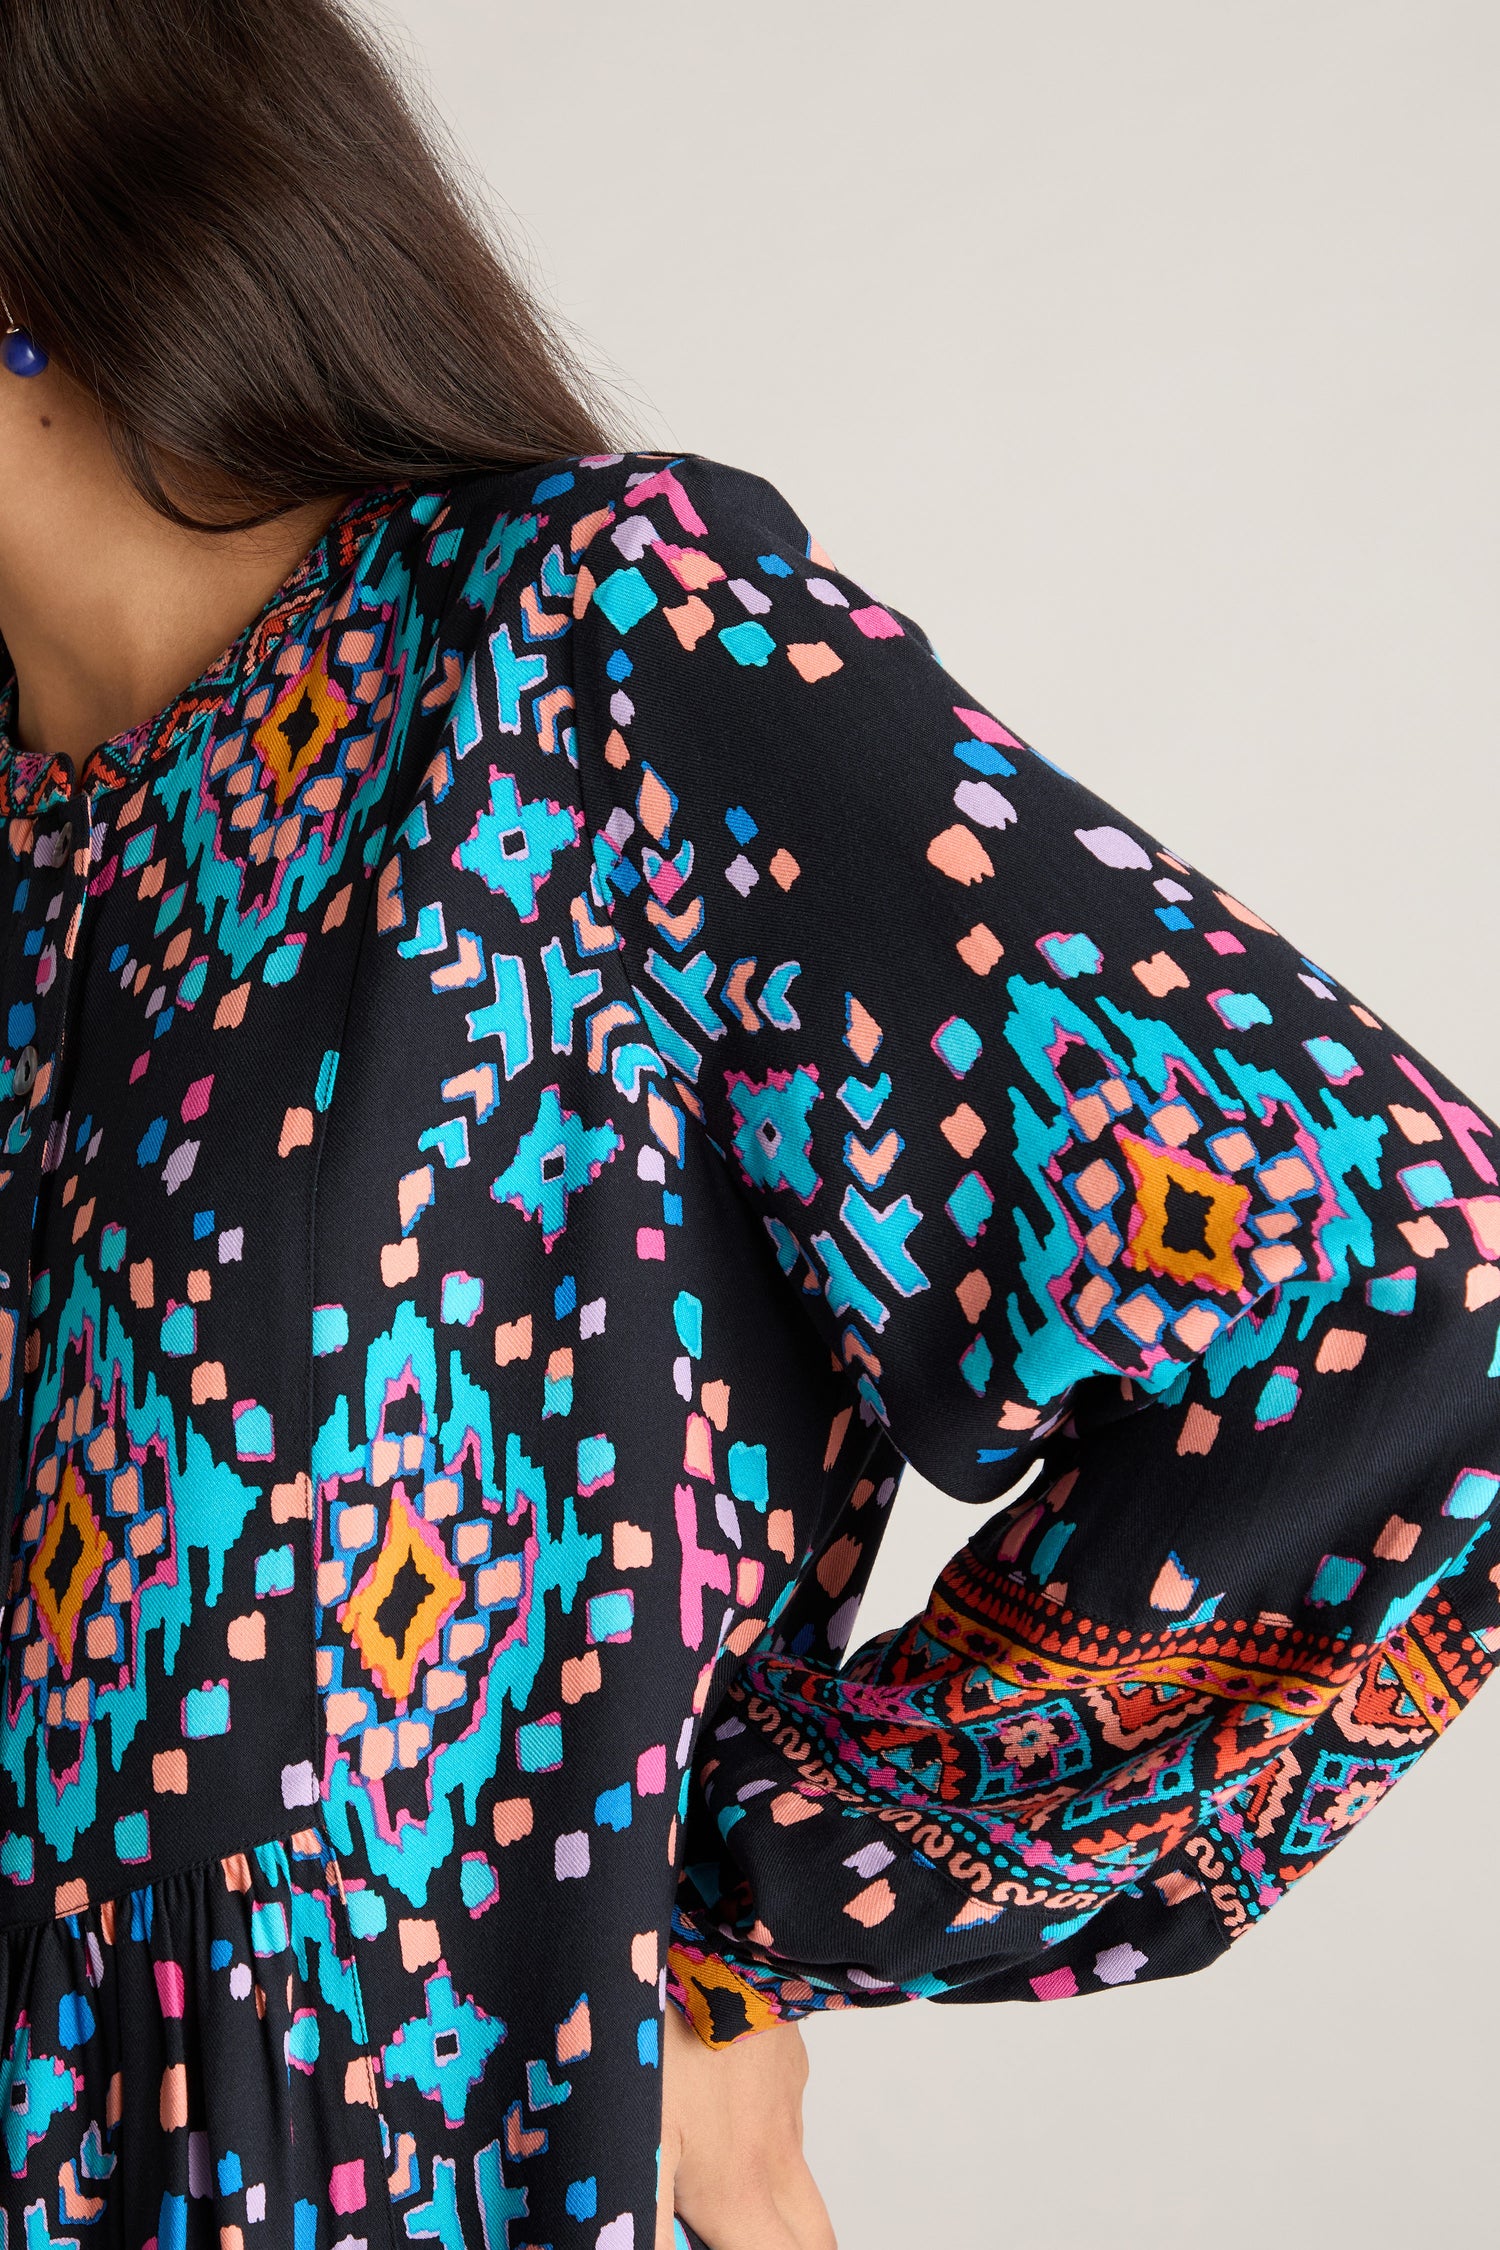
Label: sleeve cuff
xmin=666 ymin=1906 xmax=854 ymax=2047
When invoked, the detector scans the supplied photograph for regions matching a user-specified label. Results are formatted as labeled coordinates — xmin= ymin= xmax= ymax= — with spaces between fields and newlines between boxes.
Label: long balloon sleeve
xmin=567 ymin=454 xmax=1500 ymax=2040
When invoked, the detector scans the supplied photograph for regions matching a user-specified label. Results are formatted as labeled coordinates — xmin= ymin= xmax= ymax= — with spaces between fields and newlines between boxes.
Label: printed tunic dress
xmin=0 ymin=451 xmax=1495 ymax=2249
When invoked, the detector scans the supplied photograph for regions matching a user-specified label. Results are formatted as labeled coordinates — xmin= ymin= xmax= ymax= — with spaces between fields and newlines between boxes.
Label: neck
xmin=0 ymin=371 xmax=346 ymax=776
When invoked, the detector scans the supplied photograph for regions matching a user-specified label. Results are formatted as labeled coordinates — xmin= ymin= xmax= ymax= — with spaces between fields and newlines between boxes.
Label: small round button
xmin=12 ymin=1046 xmax=37 ymax=1099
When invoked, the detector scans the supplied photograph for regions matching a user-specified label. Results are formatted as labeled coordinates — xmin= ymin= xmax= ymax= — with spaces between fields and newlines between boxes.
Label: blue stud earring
xmin=2 ymin=308 xmax=47 ymax=378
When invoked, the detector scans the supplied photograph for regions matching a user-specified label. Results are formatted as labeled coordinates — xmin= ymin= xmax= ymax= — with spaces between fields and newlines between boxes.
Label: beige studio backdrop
xmin=370 ymin=4 xmax=1499 ymax=2242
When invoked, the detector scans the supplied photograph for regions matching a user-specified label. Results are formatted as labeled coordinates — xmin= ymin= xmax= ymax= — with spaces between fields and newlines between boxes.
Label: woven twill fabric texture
xmin=0 ymin=453 xmax=1492 ymax=2245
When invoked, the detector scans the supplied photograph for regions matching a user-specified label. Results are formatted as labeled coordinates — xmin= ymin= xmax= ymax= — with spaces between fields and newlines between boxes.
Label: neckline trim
xmin=0 ymin=486 xmax=409 ymax=819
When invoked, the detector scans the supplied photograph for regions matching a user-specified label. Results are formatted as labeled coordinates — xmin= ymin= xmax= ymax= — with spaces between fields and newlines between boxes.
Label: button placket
xmin=0 ymin=787 xmax=94 ymax=1608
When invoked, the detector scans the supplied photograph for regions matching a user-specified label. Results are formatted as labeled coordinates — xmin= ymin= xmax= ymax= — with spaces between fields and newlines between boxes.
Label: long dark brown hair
xmin=0 ymin=0 xmax=616 ymax=528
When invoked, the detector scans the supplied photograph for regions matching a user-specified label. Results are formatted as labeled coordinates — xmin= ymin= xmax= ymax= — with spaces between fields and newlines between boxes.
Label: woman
xmin=0 ymin=4 xmax=1495 ymax=2248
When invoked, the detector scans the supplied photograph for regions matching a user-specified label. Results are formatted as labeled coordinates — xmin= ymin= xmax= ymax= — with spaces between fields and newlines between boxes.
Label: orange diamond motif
xmin=256 ymin=645 xmax=352 ymax=808
xmin=341 ymin=1492 xmax=463 ymax=1704
xmin=1119 ymin=1133 xmax=1251 ymax=1294
xmin=30 ymin=1465 xmax=109 ymax=1673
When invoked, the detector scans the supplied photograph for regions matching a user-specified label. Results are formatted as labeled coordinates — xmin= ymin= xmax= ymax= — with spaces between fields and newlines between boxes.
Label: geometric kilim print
xmin=0 ymin=454 xmax=1493 ymax=2244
